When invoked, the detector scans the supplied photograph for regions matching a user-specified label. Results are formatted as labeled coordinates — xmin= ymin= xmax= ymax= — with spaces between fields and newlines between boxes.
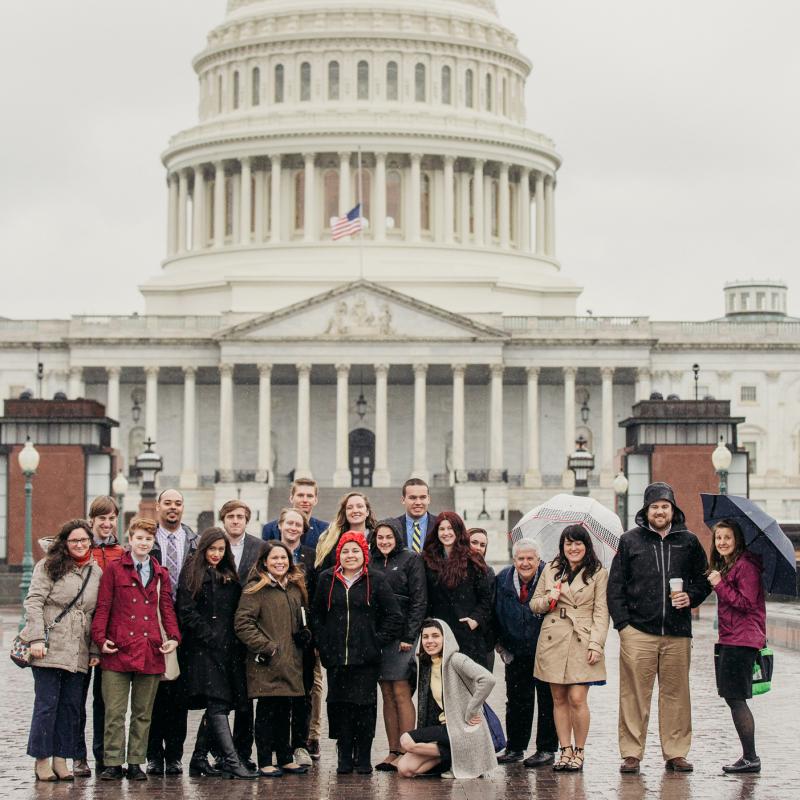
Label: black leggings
xmin=255 ymin=697 xmax=292 ymax=767
xmin=725 ymin=698 xmax=757 ymax=760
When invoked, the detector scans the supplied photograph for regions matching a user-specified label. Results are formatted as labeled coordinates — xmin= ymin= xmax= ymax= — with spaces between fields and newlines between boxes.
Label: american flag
xmin=332 ymin=204 xmax=363 ymax=240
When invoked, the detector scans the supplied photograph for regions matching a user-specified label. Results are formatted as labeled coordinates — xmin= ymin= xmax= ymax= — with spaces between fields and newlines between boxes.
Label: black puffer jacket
xmin=369 ymin=518 xmax=428 ymax=646
xmin=608 ymin=483 xmax=710 ymax=638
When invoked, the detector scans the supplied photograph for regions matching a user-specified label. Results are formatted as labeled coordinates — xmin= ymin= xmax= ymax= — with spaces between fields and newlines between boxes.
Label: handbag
xmin=752 ymin=646 xmax=773 ymax=696
xmin=483 ymin=702 xmax=506 ymax=753
xmin=11 ymin=566 xmax=93 ymax=669
xmin=156 ymin=576 xmax=180 ymax=681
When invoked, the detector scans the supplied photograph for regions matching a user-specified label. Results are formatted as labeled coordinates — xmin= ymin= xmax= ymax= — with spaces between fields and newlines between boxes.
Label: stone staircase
xmin=314 ymin=486 xmax=455 ymax=524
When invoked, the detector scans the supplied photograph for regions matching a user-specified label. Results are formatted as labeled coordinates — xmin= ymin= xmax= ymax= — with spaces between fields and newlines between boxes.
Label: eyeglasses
xmin=67 ymin=538 xmax=91 ymax=545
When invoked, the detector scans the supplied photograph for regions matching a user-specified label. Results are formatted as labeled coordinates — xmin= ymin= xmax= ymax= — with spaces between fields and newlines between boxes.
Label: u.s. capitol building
xmin=1 ymin=0 xmax=798 ymax=552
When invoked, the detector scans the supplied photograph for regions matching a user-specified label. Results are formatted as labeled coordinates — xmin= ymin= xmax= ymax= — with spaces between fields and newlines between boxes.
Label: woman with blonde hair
xmin=314 ymin=491 xmax=377 ymax=572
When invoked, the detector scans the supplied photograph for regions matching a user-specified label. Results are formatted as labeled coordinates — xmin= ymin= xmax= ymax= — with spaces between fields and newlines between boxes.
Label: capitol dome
xmin=141 ymin=0 xmax=580 ymax=316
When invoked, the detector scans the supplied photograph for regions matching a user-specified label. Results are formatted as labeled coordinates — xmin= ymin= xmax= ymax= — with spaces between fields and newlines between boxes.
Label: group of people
xmin=20 ymin=475 xmax=767 ymax=782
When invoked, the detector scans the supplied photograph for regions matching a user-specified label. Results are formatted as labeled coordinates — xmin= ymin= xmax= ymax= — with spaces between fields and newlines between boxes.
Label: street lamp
xmin=567 ymin=435 xmax=595 ymax=497
xmin=18 ymin=438 xmax=40 ymax=629
xmin=135 ymin=438 xmax=163 ymax=515
xmin=711 ymin=436 xmax=733 ymax=495
xmin=613 ymin=470 xmax=629 ymax=528
xmin=111 ymin=469 xmax=129 ymax=539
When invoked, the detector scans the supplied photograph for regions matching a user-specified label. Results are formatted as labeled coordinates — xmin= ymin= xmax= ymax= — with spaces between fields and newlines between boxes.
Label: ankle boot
xmin=207 ymin=714 xmax=257 ymax=780
xmin=189 ymin=716 xmax=222 ymax=777
xmin=52 ymin=757 xmax=74 ymax=781
xmin=355 ymin=737 xmax=373 ymax=774
xmin=35 ymin=758 xmax=57 ymax=782
xmin=337 ymin=737 xmax=355 ymax=774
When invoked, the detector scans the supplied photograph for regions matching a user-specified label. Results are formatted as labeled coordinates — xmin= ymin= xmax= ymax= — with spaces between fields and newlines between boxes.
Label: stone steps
xmin=314 ymin=486 xmax=454 ymax=525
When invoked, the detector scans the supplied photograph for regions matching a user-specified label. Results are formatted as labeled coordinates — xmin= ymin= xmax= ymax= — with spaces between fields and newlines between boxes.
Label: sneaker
xmin=440 ymin=770 xmax=455 ymax=779
xmin=294 ymin=748 xmax=313 ymax=767
xmin=306 ymin=739 xmax=321 ymax=760
xmin=722 ymin=757 xmax=761 ymax=774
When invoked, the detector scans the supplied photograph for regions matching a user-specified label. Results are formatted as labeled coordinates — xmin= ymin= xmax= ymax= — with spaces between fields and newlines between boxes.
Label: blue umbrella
xmin=701 ymin=494 xmax=798 ymax=596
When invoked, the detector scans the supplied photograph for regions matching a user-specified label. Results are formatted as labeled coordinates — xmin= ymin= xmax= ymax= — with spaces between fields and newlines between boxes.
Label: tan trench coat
xmin=530 ymin=564 xmax=609 ymax=684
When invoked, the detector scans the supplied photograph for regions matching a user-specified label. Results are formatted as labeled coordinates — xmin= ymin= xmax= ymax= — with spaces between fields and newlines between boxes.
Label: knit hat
xmin=335 ymin=530 xmax=370 ymax=569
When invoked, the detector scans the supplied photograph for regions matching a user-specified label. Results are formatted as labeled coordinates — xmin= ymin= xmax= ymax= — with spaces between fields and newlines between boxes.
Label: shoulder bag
xmin=156 ymin=575 xmax=181 ymax=681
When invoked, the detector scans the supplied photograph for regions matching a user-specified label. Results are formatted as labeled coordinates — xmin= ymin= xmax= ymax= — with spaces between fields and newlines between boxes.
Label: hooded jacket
xmin=714 ymin=550 xmax=766 ymax=649
xmin=369 ymin=518 xmax=428 ymax=645
xmin=90 ymin=533 xmax=125 ymax=571
xmin=608 ymin=482 xmax=710 ymax=638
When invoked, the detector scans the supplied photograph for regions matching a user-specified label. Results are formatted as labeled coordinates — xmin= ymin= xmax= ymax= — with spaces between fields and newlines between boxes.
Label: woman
xmin=311 ymin=532 xmax=402 ymax=774
xmin=235 ymin=541 xmax=311 ymax=777
xmin=314 ymin=491 xmax=377 ymax=572
xmin=369 ymin=518 xmax=428 ymax=771
xmin=177 ymin=528 xmax=255 ymax=780
xmin=22 ymin=519 xmax=102 ymax=782
xmin=707 ymin=519 xmax=766 ymax=774
xmin=396 ymin=619 xmax=497 ymax=780
xmin=530 ymin=524 xmax=609 ymax=772
xmin=422 ymin=512 xmax=494 ymax=667
xmin=468 ymin=527 xmax=497 ymax=670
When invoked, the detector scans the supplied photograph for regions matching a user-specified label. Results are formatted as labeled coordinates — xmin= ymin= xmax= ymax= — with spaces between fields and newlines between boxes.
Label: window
xmin=740 ymin=292 xmax=749 ymax=310
xmin=421 ymin=173 xmax=431 ymax=232
xmin=357 ymin=60 xmax=369 ymax=100
xmin=742 ymin=441 xmax=757 ymax=474
xmin=727 ymin=293 xmax=735 ymax=313
xmin=232 ymin=71 xmax=240 ymax=109
xmin=354 ymin=168 xmax=372 ymax=221
xmin=300 ymin=62 xmax=311 ymax=101
xmin=441 ymin=65 xmax=452 ymax=104
xmin=294 ymin=171 xmax=305 ymax=231
xmin=415 ymin=63 xmax=426 ymax=102
xmin=323 ymin=169 xmax=339 ymax=225
xmin=328 ymin=60 xmax=340 ymax=100
xmin=251 ymin=67 xmax=261 ymax=106
xmin=386 ymin=61 xmax=398 ymax=100
xmin=274 ymin=64 xmax=284 ymax=103
xmin=386 ymin=170 xmax=402 ymax=228
xmin=465 ymin=69 xmax=474 ymax=108
xmin=771 ymin=292 xmax=779 ymax=310
xmin=756 ymin=292 xmax=766 ymax=310
xmin=740 ymin=385 xmax=757 ymax=403
xmin=485 ymin=73 xmax=492 ymax=111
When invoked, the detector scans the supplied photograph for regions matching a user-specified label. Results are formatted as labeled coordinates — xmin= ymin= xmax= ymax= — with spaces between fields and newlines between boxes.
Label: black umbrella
xmin=702 ymin=493 xmax=798 ymax=596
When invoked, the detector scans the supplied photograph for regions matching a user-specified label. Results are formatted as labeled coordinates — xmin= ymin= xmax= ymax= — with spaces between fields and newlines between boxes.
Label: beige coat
xmin=21 ymin=559 xmax=102 ymax=673
xmin=530 ymin=564 xmax=610 ymax=684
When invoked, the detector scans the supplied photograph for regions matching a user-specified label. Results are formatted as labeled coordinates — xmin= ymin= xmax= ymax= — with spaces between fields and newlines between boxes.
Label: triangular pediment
xmin=214 ymin=281 xmax=507 ymax=342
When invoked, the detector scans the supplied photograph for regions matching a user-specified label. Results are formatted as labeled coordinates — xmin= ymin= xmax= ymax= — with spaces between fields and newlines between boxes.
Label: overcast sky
xmin=1 ymin=0 xmax=798 ymax=320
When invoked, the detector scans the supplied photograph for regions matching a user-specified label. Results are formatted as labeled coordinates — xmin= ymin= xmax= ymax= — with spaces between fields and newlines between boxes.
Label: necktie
xmin=519 ymin=582 xmax=529 ymax=604
xmin=412 ymin=521 xmax=422 ymax=553
xmin=165 ymin=533 xmax=179 ymax=587
xmin=136 ymin=561 xmax=144 ymax=586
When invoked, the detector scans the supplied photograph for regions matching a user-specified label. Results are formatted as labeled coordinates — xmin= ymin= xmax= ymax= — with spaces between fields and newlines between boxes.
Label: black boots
xmin=207 ymin=715 xmax=258 ymax=780
xmin=355 ymin=736 xmax=373 ymax=774
xmin=189 ymin=716 xmax=222 ymax=777
xmin=337 ymin=737 xmax=355 ymax=774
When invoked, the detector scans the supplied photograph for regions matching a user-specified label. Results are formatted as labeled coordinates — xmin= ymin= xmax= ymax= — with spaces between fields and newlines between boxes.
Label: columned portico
xmin=524 ymin=366 xmax=541 ymax=487
xmin=144 ymin=366 xmax=159 ymax=442
xmin=180 ymin=366 xmax=198 ymax=488
xmin=562 ymin=366 xmax=576 ymax=486
xmin=333 ymin=363 xmax=351 ymax=486
xmin=412 ymin=363 xmax=429 ymax=482
xmin=257 ymin=364 xmax=272 ymax=483
xmin=600 ymin=367 xmax=615 ymax=486
xmin=295 ymin=363 xmax=312 ymax=478
xmin=489 ymin=364 xmax=504 ymax=478
xmin=218 ymin=363 xmax=234 ymax=482
xmin=451 ymin=364 xmax=466 ymax=480
xmin=372 ymin=364 xmax=391 ymax=486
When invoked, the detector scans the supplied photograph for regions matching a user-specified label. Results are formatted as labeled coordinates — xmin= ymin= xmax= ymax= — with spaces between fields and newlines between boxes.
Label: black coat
xmin=235 ymin=534 xmax=266 ymax=584
xmin=293 ymin=544 xmax=318 ymax=608
xmin=176 ymin=567 xmax=247 ymax=710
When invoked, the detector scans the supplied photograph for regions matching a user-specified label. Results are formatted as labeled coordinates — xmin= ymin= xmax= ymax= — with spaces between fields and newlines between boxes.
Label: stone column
xmin=257 ymin=364 xmax=272 ymax=483
xmin=144 ymin=366 xmax=159 ymax=442
xmin=636 ymin=367 xmax=652 ymax=402
xmin=524 ymin=366 xmax=542 ymax=487
xmin=766 ymin=371 xmax=781 ymax=476
xmin=180 ymin=366 xmax=198 ymax=488
xmin=668 ymin=370 xmax=683 ymax=399
xmin=717 ymin=370 xmax=732 ymax=400
xmin=270 ymin=155 xmax=282 ymax=243
xmin=303 ymin=153 xmax=315 ymax=242
xmin=333 ymin=363 xmax=351 ymax=487
xmin=562 ymin=366 xmax=576 ymax=487
xmin=412 ymin=363 xmax=429 ymax=481
xmin=192 ymin=165 xmax=206 ymax=250
xmin=167 ymin=173 xmax=178 ymax=256
xmin=239 ymin=157 xmax=252 ymax=244
xmin=459 ymin=171 xmax=470 ymax=244
xmin=545 ymin=175 xmax=556 ymax=256
xmin=374 ymin=152 xmax=387 ymax=241
xmin=443 ymin=156 xmax=455 ymax=244
xmin=218 ymin=363 xmax=234 ymax=482
xmin=213 ymin=161 xmax=225 ymax=247
xmin=253 ymin=166 xmax=265 ymax=243
xmin=409 ymin=154 xmax=422 ymax=242
xmin=518 ymin=167 xmax=531 ymax=251
xmin=177 ymin=170 xmax=189 ymax=253
xmin=66 ymin=366 xmax=82 ymax=399
xmin=339 ymin=152 xmax=351 ymax=214
xmin=489 ymin=364 xmax=504 ymax=479
xmin=295 ymin=363 xmax=312 ymax=479
xmin=535 ymin=172 xmax=545 ymax=256
xmin=473 ymin=159 xmax=485 ymax=246
xmin=498 ymin=163 xmax=510 ymax=249
xmin=106 ymin=367 xmax=121 ymax=450
xmin=451 ymin=364 xmax=466 ymax=480
xmin=373 ymin=364 xmax=391 ymax=487
xmin=601 ymin=367 xmax=615 ymax=486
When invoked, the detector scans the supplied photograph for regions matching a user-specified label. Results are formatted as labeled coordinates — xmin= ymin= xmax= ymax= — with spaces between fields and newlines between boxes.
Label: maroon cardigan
xmin=91 ymin=551 xmax=181 ymax=674
xmin=714 ymin=550 xmax=766 ymax=650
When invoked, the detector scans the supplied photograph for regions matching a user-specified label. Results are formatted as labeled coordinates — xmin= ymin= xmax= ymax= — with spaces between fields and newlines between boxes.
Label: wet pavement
xmin=1 ymin=604 xmax=796 ymax=799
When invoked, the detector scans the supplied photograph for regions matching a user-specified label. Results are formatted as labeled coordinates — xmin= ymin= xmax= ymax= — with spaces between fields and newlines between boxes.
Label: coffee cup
xmin=669 ymin=578 xmax=683 ymax=605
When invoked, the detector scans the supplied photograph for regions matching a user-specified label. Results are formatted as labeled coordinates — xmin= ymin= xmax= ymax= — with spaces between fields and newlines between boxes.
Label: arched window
xmin=323 ymin=169 xmax=339 ymax=226
xmin=415 ymin=63 xmax=426 ymax=102
xmin=232 ymin=71 xmax=240 ymax=110
xmin=357 ymin=60 xmax=369 ymax=100
xmin=294 ymin=170 xmax=304 ymax=231
xmin=386 ymin=170 xmax=402 ymax=229
xmin=354 ymin=168 xmax=372 ymax=222
xmin=328 ymin=60 xmax=340 ymax=100
xmin=251 ymin=67 xmax=261 ymax=106
xmin=300 ymin=62 xmax=311 ymax=101
xmin=386 ymin=61 xmax=399 ymax=101
xmin=421 ymin=173 xmax=431 ymax=232
xmin=274 ymin=64 xmax=284 ymax=103
xmin=441 ymin=65 xmax=452 ymax=104
xmin=217 ymin=74 xmax=223 ymax=114
xmin=485 ymin=73 xmax=492 ymax=112
xmin=491 ymin=179 xmax=499 ymax=239
xmin=465 ymin=69 xmax=474 ymax=108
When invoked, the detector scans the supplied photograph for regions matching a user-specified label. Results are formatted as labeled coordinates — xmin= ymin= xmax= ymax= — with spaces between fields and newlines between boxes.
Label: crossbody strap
xmin=50 ymin=566 xmax=93 ymax=628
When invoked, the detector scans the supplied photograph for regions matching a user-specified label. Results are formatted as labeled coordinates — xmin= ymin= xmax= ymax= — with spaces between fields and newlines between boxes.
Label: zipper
xmin=344 ymin=585 xmax=350 ymax=665
xmin=659 ymin=540 xmax=666 ymax=636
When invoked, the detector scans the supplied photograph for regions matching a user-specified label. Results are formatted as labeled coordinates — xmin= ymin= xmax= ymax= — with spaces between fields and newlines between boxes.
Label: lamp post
xmin=18 ymin=438 xmax=40 ymax=628
xmin=111 ymin=469 xmax=129 ymax=539
xmin=567 ymin=435 xmax=595 ymax=497
xmin=711 ymin=436 xmax=733 ymax=495
xmin=135 ymin=438 xmax=163 ymax=519
xmin=613 ymin=470 xmax=629 ymax=528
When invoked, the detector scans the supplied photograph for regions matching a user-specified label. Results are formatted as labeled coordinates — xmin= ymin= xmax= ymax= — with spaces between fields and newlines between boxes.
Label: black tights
xmin=725 ymin=698 xmax=757 ymax=760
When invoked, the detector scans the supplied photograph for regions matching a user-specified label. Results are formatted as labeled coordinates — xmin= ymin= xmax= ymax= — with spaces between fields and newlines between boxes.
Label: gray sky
xmin=1 ymin=0 xmax=798 ymax=320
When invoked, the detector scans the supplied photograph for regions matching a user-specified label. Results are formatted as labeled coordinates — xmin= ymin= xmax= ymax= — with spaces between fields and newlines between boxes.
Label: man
xmin=146 ymin=489 xmax=198 ymax=776
xmin=261 ymin=478 xmax=329 ymax=548
xmin=608 ymin=482 xmax=710 ymax=775
xmin=394 ymin=478 xmax=436 ymax=553
xmin=493 ymin=539 xmax=557 ymax=767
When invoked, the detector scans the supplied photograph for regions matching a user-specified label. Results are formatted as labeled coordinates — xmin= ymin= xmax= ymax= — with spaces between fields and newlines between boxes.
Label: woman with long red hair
xmin=421 ymin=512 xmax=494 ymax=667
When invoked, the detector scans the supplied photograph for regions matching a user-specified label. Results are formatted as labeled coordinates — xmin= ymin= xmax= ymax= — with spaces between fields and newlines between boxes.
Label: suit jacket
xmin=150 ymin=523 xmax=198 ymax=569
xmin=394 ymin=512 xmax=436 ymax=552
xmin=261 ymin=516 xmax=329 ymax=549
xmin=236 ymin=533 xmax=267 ymax=584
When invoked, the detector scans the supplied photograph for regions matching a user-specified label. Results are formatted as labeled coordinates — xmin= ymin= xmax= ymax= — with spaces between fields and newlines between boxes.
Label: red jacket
xmin=91 ymin=537 xmax=125 ymax=571
xmin=714 ymin=551 xmax=766 ymax=650
xmin=91 ymin=551 xmax=181 ymax=675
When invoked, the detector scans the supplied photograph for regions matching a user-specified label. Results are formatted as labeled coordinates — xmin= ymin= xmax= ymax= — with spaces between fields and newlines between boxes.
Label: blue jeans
xmin=28 ymin=666 xmax=85 ymax=759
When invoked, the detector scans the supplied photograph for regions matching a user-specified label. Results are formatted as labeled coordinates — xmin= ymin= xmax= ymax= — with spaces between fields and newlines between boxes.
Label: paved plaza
xmin=1 ymin=604 xmax=795 ymax=799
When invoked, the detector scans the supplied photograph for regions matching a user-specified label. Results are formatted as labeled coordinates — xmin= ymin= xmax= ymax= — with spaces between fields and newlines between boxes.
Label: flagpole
xmin=357 ymin=146 xmax=365 ymax=280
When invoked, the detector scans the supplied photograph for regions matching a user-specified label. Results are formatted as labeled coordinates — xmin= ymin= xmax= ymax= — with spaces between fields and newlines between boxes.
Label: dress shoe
xmin=239 ymin=755 xmax=258 ymax=771
xmin=306 ymin=739 xmax=321 ymax=760
xmin=523 ymin=750 xmax=555 ymax=768
xmin=164 ymin=760 xmax=183 ymax=775
xmin=722 ymin=757 xmax=761 ymax=774
xmin=73 ymin=759 xmax=91 ymax=777
xmin=620 ymin=757 xmax=640 ymax=774
xmin=100 ymin=766 xmax=124 ymax=781
xmin=126 ymin=764 xmax=147 ymax=781
xmin=497 ymin=749 xmax=524 ymax=764
xmin=146 ymin=759 xmax=164 ymax=775
xmin=665 ymin=757 xmax=693 ymax=772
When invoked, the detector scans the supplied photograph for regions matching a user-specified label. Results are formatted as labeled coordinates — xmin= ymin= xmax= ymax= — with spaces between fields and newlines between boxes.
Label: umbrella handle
xmin=548 ymin=572 xmax=566 ymax=612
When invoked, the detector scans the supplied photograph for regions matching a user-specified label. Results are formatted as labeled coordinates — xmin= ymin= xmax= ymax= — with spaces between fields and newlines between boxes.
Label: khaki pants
xmin=102 ymin=671 xmax=161 ymax=766
xmin=618 ymin=626 xmax=692 ymax=761
xmin=307 ymin=657 xmax=323 ymax=741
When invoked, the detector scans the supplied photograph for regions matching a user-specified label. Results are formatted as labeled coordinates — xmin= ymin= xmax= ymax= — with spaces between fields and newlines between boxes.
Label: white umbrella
xmin=510 ymin=494 xmax=623 ymax=569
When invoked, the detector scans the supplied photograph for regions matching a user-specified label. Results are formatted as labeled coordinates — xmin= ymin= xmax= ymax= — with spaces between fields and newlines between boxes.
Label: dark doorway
xmin=349 ymin=428 xmax=375 ymax=487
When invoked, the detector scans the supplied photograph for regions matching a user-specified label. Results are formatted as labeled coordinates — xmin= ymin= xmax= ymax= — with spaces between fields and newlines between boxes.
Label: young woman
xmin=310 ymin=532 xmax=402 ymax=774
xmin=369 ymin=518 xmax=428 ymax=771
xmin=422 ymin=512 xmax=494 ymax=667
xmin=396 ymin=619 xmax=497 ymax=780
xmin=235 ymin=541 xmax=311 ymax=777
xmin=177 ymin=528 xmax=255 ymax=780
xmin=22 ymin=519 xmax=102 ymax=782
xmin=468 ymin=527 xmax=497 ymax=670
xmin=707 ymin=519 xmax=766 ymax=774
xmin=91 ymin=517 xmax=180 ymax=782
xmin=314 ymin=492 xmax=377 ymax=572
xmin=530 ymin=524 xmax=609 ymax=772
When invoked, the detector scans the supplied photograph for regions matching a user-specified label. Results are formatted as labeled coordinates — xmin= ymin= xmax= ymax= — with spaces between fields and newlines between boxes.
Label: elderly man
xmin=493 ymin=539 xmax=557 ymax=767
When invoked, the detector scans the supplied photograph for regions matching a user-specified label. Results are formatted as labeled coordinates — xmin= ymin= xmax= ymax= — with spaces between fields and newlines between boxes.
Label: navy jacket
xmin=261 ymin=516 xmax=329 ymax=549
xmin=494 ymin=562 xmax=547 ymax=658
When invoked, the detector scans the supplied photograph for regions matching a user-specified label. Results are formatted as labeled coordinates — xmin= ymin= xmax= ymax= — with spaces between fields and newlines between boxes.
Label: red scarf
xmin=72 ymin=551 xmax=93 ymax=568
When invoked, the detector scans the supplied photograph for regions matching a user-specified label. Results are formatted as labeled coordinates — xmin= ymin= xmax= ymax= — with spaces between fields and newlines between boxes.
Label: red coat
xmin=90 ymin=538 xmax=125 ymax=571
xmin=714 ymin=550 xmax=766 ymax=650
xmin=91 ymin=551 xmax=181 ymax=675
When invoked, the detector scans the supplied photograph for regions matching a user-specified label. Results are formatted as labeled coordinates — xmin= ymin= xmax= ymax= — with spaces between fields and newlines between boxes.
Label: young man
xmin=608 ymin=482 xmax=710 ymax=775
xmin=394 ymin=478 xmax=435 ymax=553
xmin=261 ymin=478 xmax=329 ymax=548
